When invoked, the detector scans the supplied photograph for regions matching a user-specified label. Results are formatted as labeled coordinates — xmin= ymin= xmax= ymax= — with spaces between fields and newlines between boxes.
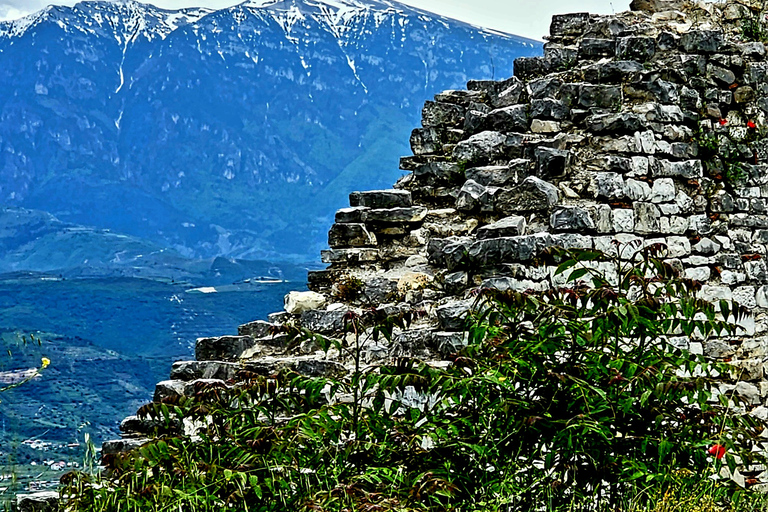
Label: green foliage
xmin=61 ymin=246 xmax=767 ymax=511
xmin=742 ymin=14 xmax=767 ymax=43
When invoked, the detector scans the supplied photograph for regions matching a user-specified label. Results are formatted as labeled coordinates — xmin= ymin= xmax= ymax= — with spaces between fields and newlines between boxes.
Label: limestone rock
xmin=15 ymin=492 xmax=59 ymax=512
xmin=285 ymin=291 xmax=327 ymax=315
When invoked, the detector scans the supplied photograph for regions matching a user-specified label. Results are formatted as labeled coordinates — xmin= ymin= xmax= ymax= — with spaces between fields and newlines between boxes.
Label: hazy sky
xmin=0 ymin=0 xmax=622 ymax=40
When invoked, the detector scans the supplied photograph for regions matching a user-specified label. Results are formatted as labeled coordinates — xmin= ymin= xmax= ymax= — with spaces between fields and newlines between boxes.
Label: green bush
xmin=61 ymin=245 xmax=768 ymax=511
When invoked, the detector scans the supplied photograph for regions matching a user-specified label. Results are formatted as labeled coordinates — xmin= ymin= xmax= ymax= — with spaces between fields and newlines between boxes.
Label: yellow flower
xmin=41 ymin=357 xmax=50 ymax=369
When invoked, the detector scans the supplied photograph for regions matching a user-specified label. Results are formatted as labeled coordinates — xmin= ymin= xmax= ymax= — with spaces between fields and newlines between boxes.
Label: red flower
xmin=719 ymin=118 xmax=728 ymax=126
xmin=708 ymin=444 xmax=726 ymax=459
xmin=748 ymin=120 xmax=757 ymax=129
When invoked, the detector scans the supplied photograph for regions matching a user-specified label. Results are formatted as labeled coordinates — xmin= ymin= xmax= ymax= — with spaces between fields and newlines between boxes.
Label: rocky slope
xmin=0 ymin=0 xmax=540 ymax=264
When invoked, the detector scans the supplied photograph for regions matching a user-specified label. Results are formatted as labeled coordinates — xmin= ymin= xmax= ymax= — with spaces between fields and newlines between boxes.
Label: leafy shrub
xmin=61 ymin=245 xmax=768 ymax=511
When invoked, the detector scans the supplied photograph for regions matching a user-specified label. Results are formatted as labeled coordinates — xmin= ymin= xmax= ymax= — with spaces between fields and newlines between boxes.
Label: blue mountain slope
xmin=0 ymin=0 xmax=541 ymax=265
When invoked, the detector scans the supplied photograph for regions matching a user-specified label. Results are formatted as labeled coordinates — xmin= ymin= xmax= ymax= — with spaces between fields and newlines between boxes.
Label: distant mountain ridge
xmin=0 ymin=0 xmax=541 ymax=267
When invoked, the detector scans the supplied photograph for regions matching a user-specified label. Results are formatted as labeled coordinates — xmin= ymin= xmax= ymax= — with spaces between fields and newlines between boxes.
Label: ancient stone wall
xmin=20 ymin=1 xmax=768 ymax=509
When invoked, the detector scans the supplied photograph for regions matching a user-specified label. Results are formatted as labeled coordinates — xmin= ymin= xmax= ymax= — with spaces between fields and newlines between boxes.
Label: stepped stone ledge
xmin=22 ymin=1 xmax=768 ymax=508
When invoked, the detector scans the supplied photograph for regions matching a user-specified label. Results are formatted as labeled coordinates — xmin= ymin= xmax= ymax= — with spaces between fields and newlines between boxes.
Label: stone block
xmin=549 ymin=12 xmax=591 ymax=37
xmin=550 ymin=206 xmax=596 ymax=232
xmin=617 ymin=36 xmax=655 ymax=61
xmin=650 ymin=178 xmax=675 ymax=203
xmin=328 ymin=223 xmax=377 ymax=248
xmin=579 ymin=38 xmax=616 ymax=58
xmin=453 ymin=131 xmax=508 ymax=165
xmin=477 ymin=216 xmax=527 ymax=239
xmin=486 ymin=105 xmax=530 ymax=132
xmin=530 ymin=98 xmax=569 ymax=120
xmin=466 ymin=161 xmax=531 ymax=186
xmin=612 ymin=208 xmax=635 ymax=232
xmin=363 ymin=207 xmax=428 ymax=224
xmin=238 ymin=320 xmax=278 ymax=338
xmin=335 ymin=207 xmax=368 ymax=223
xmin=494 ymin=176 xmax=559 ymax=213
xmin=680 ymin=30 xmax=723 ymax=53
xmin=578 ymin=84 xmax=621 ymax=108
xmin=436 ymin=299 xmax=474 ymax=330
xmin=15 ymin=492 xmax=59 ymax=512
xmin=350 ymin=189 xmax=412 ymax=209
xmin=285 ymin=291 xmax=327 ymax=315
xmin=633 ymin=202 xmax=661 ymax=234
xmin=320 ymin=248 xmax=379 ymax=264
xmin=196 ymin=336 xmax=254 ymax=362
xmin=513 ymin=56 xmax=551 ymax=79
xmin=170 ymin=361 xmax=241 ymax=382
xmin=590 ymin=172 xmax=625 ymax=199
xmin=299 ymin=309 xmax=348 ymax=334
xmin=421 ymin=100 xmax=465 ymax=128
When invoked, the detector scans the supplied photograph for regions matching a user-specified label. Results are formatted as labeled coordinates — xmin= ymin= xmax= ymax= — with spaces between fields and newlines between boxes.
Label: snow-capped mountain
xmin=0 ymin=0 xmax=540 ymax=264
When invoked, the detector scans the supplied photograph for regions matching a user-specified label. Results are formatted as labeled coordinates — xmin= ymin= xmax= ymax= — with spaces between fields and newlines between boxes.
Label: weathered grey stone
xmin=530 ymin=98 xmax=569 ymax=120
xmin=15 ymin=492 xmax=58 ymax=512
xmin=335 ymin=207 xmax=368 ymax=223
xmin=238 ymin=320 xmax=277 ymax=338
xmin=493 ymin=77 xmax=527 ymax=108
xmin=634 ymin=202 xmax=661 ymax=234
xmin=494 ymin=176 xmax=559 ymax=213
xmin=350 ymin=189 xmax=412 ymax=209
xmin=102 ymin=438 xmax=149 ymax=456
xmin=154 ymin=379 xmax=192 ymax=402
xmin=681 ymin=30 xmax=723 ymax=54
xmin=579 ymin=38 xmax=616 ymax=59
xmin=171 ymin=361 xmax=241 ymax=382
xmin=707 ymin=64 xmax=736 ymax=86
xmin=549 ymin=12 xmax=591 ymax=37
xmin=466 ymin=161 xmax=530 ymax=187
xmin=617 ymin=36 xmax=655 ymax=61
xmin=613 ymin=208 xmax=635 ymax=232
xmin=590 ymin=172 xmax=625 ymax=199
xmin=196 ymin=336 xmax=254 ymax=362
xmin=422 ymin=100 xmax=465 ymax=128
xmin=436 ymin=299 xmax=474 ymax=330
xmin=578 ymin=84 xmax=621 ymax=108
xmin=434 ymin=89 xmax=489 ymax=106
xmin=362 ymin=278 xmax=400 ymax=304
xmin=321 ymin=248 xmax=379 ymax=264
xmin=486 ymin=105 xmax=529 ymax=132
xmin=651 ymin=159 xmax=703 ymax=179
xmin=453 ymin=131 xmax=508 ymax=165
xmin=477 ymin=216 xmax=527 ymax=239
xmin=468 ymin=233 xmax=554 ymax=266
xmin=650 ymin=178 xmax=676 ymax=203
xmin=624 ymin=178 xmax=652 ymax=201
xmin=456 ymin=179 xmax=494 ymax=212
xmin=514 ymin=56 xmax=551 ymax=80
xmin=587 ymin=112 xmax=645 ymax=133
xmin=734 ymin=86 xmax=756 ymax=104
xmin=692 ymin=238 xmax=722 ymax=255
xmin=413 ymin=161 xmax=463 ymax=184
xmin=328 ymin=223 xmax=377 ymax=248
xmin=443 ymin=271 xmax=469 ymax=293
xmin=431 ymin=331 xmax=468 ymax=355
xmin=551 ymin=206 xmax=596 ymax=232
xmin=364 ymin=207 xmax=428 ymax=224
xmin=300 ymin=309 xmax=348 ymax=334
xmin=285 ymin=291 xmax=327 ymax=315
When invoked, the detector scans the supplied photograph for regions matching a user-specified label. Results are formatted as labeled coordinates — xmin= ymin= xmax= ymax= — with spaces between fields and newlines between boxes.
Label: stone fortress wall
xmin=118 ymin=0 xmax=768 ymax=445
xmin=18 ymin=0 xmax=768 ymax=508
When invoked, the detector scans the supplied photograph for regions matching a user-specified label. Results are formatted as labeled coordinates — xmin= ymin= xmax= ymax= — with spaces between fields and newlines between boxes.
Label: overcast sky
xmin=0 ymin=0 xmax=623 ymax=40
